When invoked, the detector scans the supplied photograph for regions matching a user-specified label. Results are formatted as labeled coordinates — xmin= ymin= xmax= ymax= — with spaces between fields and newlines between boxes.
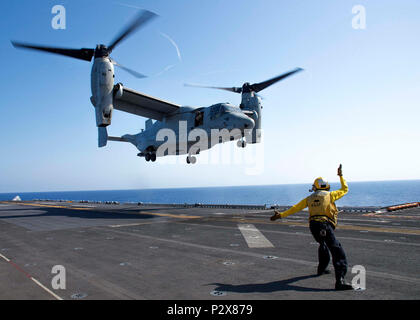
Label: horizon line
xmin=1 ymin=178 xmax=420 ymax=195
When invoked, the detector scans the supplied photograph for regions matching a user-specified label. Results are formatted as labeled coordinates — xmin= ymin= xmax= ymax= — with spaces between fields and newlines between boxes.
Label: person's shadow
xmin=208 ymin=274 xmax=335 ymax=293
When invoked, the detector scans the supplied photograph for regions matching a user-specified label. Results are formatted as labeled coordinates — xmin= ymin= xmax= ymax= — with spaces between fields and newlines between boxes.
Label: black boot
xmin=317 ymin=266 xmax=331 ymax=276
xmin=335 ymin=277 xmax=354 ymax=290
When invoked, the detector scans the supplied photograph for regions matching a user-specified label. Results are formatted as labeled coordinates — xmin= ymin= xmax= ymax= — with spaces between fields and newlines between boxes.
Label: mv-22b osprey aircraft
xmin=12 ymin=10 xmax=303 ymax=164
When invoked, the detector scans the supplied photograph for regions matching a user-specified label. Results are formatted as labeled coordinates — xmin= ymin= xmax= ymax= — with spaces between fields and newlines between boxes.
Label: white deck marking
xmin=0 ymin=252 xmax=63 ymax=300
xmin=31 ymin=278 xmax=63 ymax=300
xmin=238 ymin=224 xmax=274 ymax=248
xmin=102 ymin=227 xmax=420 ymax=284
xmin=0 ymin=253 xmax=10 ymax=262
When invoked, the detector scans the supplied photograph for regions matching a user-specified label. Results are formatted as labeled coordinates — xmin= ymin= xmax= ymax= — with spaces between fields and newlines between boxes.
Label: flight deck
xmin=0 ymin=200 xmax=419 ymax=300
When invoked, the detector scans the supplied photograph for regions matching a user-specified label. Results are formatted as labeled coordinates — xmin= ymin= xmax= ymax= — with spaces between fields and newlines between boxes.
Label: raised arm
xmin=330 ymin=164 xmax=348 ymax=202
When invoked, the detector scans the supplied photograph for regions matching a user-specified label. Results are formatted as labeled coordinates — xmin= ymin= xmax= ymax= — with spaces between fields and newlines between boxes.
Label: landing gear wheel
xmin=145 ymin=153 xmax=151 ymax=162
xmin=150 ymin=153 xmax=156 ymax=162
xmin=237 ymin=139 xmax=247 ymax=148
xmin=186 ymin=155 xmax=197 ymax=164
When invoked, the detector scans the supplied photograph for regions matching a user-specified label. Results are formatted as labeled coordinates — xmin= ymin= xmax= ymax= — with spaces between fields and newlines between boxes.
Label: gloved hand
xmin=337 ymin=164 xmax=343 ymax=176
xmin=270 ymin=210 xmax=281 ymax=221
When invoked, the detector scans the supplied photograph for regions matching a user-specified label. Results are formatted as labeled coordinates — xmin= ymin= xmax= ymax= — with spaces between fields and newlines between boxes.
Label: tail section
xmin=98 ymin=127 xmax=136 ymax=148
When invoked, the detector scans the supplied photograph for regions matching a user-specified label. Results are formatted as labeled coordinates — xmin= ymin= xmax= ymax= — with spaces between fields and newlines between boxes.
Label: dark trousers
xmin=309 ymin=220 xmax=348 ymax=281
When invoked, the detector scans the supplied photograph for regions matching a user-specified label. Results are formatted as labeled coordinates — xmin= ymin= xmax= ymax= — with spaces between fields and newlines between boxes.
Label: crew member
xmin=270 ymin=164 xmax=354 ymax=290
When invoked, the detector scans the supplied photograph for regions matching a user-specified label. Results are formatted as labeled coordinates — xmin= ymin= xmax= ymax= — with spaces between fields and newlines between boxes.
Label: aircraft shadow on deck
xmin=0 ymin=206 xmax=157 ymax=221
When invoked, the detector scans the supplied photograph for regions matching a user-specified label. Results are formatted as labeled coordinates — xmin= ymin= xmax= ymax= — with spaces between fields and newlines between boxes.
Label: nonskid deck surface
xmin=0 ymin=201 xmax=419 ymax=300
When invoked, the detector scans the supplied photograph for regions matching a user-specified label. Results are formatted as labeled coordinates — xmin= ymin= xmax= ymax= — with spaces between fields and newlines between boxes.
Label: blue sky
xmin=1 ymin=0 xmax=420 ymax=192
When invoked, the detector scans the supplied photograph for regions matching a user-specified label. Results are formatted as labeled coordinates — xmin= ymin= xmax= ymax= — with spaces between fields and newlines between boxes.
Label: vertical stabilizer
xmin=98 ymin=127 xmax=108 ymax=147
xmin=145 ymin=119 xmax=153 ymax=130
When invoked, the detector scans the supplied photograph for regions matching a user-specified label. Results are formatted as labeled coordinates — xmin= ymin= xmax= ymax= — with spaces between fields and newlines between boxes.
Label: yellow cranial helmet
xmin=312 ymin=177 xmax=330 ymax=191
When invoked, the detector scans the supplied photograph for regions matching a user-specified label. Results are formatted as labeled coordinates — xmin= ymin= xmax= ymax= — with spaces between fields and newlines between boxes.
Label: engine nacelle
xmin=241 ymin=92 xmax=262 ymax=144
xmin=90 ymin=96 xmax=112 ymax=127
xmin=95 ymin=102 xmax=113 ymax=127
xmin=91 ymin=57 xmax=115 ymax=127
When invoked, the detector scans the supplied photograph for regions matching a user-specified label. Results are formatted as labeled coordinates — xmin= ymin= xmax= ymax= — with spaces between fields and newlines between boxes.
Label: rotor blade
xmin=110 ymin=58 xmax=147 ymax=79
xmin=108 ymin=9 xmax=158 ymax=52
xmin=184 ymin=83 xmax=242 ymax=93
xmin=251 ymin=67 xmax=303 ymax=93
xmin=116 ymin=65 xmax=147 ymax=79
xmin=11 ymin=41 xmax=94 ymax=62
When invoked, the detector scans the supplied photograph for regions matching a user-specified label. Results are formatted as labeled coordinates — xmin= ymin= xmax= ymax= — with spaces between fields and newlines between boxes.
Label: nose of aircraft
xmin=239 ymin=113 xmax=255 ymax=130
xmin=222 ymin=111 xmax=255 ymax=130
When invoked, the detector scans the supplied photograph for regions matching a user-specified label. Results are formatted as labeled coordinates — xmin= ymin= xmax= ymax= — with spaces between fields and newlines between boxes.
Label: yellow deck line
xmin=216 ymin=217 xmax=420 ymax=236
xmin=138 ymin=211 xmax=200 ymax=219
xmin=6 ymin=202 xmax=200 ymax=219
xmin=5 ymin=202 xmax=419 ymax=235
xmin=17 ymin=203 xmax=91 ymax=210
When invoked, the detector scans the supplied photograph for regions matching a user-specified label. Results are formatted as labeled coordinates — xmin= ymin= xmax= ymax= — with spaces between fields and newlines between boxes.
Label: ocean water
xmin=1 ymin=180 xmax=419 ymax=207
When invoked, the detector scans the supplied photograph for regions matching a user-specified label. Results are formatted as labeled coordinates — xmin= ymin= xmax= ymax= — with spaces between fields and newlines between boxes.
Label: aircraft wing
xmin=113 ymin=85 xmax=180 ymax=121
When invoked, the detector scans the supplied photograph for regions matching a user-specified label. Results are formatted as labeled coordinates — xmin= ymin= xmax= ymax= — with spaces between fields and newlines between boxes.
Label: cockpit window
xmin=222 ymin=105 xmax=239 ymax=113
xmin=195 ymin=111 xmax=204 ymax=126
xmin=210 ymin=104 xmax=223 ymax=120
xmin=210 ymin=104 xmax=238 ymax=120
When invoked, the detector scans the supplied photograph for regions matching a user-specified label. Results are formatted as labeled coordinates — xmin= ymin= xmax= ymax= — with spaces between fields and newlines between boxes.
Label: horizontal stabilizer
xmin=108 ymin=136 xmax=130 ymax=142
